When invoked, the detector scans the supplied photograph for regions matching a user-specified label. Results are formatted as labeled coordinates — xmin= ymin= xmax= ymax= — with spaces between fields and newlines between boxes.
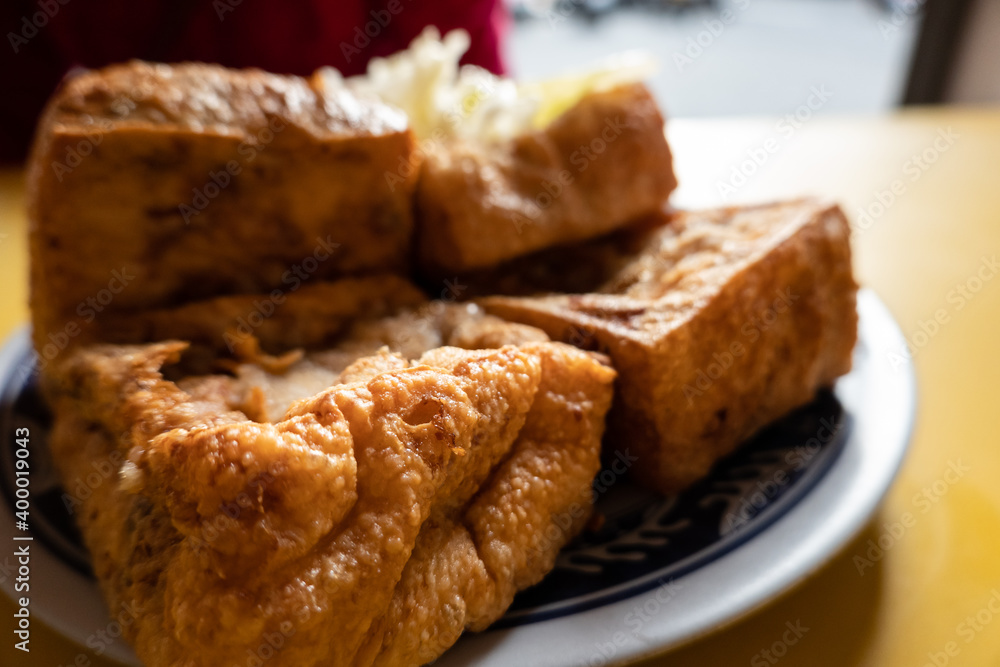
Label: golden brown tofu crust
xmin=45 ymin=340 xmax=615 ymax=667
xmin=480 ymin=198 xmax=858 ymax=494
xmin=415 ymin=83 xmax=677 ymax=274
xmin=28 ymin=61 xmax=418 ymax=354
xmin=96 ymin=275 xmax=429 ymax=353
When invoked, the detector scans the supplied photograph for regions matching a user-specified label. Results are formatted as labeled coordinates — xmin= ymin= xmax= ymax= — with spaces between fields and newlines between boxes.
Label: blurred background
xmin=0 ymin=0 xmax=994 ymax=161
xmin=508 ymin=0 xmax=919 ymax=116
xmin=507 ymin=0 xmax=997 ymax=113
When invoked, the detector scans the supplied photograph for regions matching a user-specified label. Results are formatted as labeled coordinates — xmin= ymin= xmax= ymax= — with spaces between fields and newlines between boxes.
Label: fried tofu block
xmin=480 ymin=199 xmax=858 ymax=494
xmin=28 ymin=61 xmax=417 ymax=353
xmin=95 ymin=276 xmax=429 ymax=354
xmin=45 ymin=337 xmax=615 ymax=667
xmin=415 ymin=83 xmax=677 ymax=274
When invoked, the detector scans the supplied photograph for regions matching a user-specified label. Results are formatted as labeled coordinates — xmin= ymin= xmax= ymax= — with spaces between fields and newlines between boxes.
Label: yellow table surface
xmin=2 ymin=107 xmax=1000 ymax=667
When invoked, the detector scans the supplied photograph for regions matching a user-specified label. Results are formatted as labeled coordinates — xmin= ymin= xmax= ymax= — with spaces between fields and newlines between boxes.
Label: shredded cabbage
xmin=317 ymin=27 xmax=656 ymax=143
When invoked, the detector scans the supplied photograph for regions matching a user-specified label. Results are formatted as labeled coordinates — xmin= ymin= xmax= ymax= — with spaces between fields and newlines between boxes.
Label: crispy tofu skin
xmin=415 ymin=83 xmax=677 ymax=274
xmin=27 ymin=61 xmax=417 ymax=353
xmin=480 ymin=199 xmax=858 ymax=494
xmin=44 ymin=340 xmax=615 ymax=667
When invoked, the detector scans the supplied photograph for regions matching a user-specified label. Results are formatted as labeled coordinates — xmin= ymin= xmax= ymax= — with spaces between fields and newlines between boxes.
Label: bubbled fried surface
xmin=44 ymin=340 xmax=615 ymax=667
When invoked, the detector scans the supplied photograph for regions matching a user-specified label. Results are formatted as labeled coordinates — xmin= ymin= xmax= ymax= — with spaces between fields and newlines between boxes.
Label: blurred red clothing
xmin=0 ymin=0 xmax=508 ymax=162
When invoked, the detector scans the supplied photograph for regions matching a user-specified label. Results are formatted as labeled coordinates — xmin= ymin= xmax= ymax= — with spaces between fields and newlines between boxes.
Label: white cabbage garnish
xmin=521 ymin=50 xmax=658 ymax=129
xmin=318 ymin=27 xmax=655 ymax=143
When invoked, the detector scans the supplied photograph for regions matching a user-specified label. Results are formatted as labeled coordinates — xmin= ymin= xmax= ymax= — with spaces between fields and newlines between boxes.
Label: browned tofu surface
xmin=480 ymin=199 xmax=858 ymax=494
xmin=28 ymin=61 xmax=417 ymax=354
xmin=95 ymin=275 xmax=429 ymax=353
xmin=415 ymin=83 xmax=677 ymax=274
xmin=45 ymin=338 xmax=615 ymax=667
